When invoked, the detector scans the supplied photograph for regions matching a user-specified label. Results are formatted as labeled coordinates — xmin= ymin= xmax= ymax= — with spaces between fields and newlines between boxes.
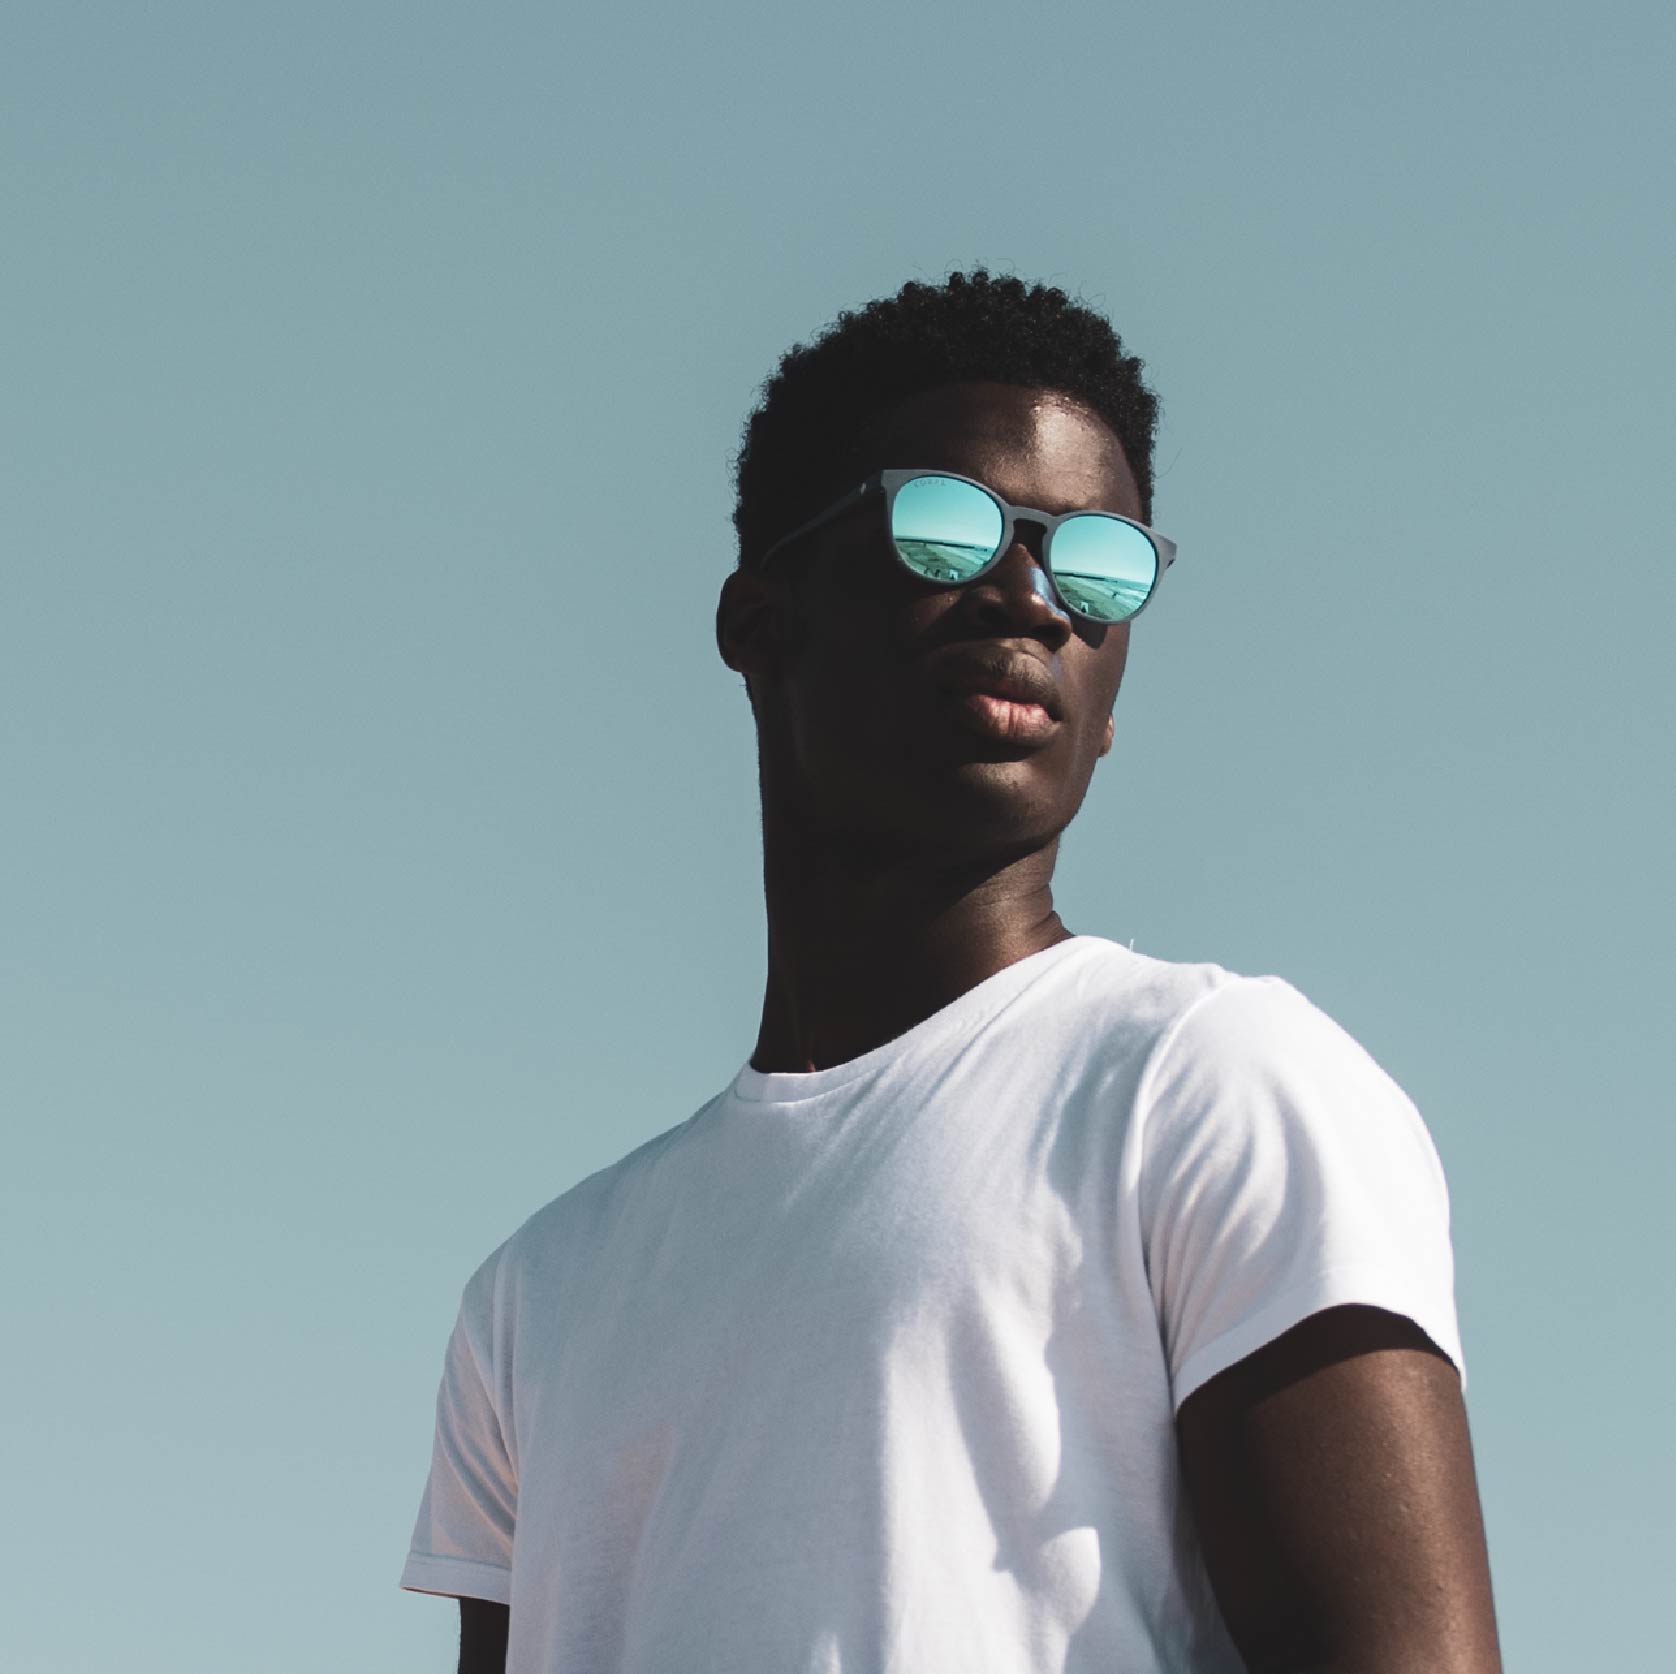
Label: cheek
xmin=1096 ymin=628 xmax=1131 ymax=705
xmin=1107 ymin=622 xmax=1132 ymax=674
xmin=895 ymin=588 xmax=959 ymax=641
xmin=1074 ymin=629 xmax=1131 ymax=719
xmin=785 ymin=617 xmax=904 ymax=760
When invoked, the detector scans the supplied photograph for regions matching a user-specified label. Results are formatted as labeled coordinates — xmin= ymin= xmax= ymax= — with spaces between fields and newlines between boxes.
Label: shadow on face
xmin=717 ymin=381 xmax=1145 ymax=867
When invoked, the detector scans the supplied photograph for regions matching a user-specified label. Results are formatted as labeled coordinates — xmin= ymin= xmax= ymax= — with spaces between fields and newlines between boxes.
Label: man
xmin=400 ymin=271 xmax=1503 ymax=1673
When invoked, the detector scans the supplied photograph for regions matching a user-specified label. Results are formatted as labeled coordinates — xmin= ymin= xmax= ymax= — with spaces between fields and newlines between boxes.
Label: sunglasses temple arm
xmin=756 ymin=482 xmax=874 ymax=570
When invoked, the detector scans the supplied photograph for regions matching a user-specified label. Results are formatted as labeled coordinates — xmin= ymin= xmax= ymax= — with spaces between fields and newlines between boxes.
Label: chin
xmin=785 ymin=731 xmax=1083 ymax=848
xmin=871 ymin=769 xmax=1073 ymax=854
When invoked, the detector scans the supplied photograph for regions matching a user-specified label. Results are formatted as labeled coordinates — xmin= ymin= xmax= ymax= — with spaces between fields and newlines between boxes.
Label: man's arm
xmin=457 ymin=1598 xmax=509 ymax=1674
xmin=1175 ymin=1303 xmax=1503 ymax=1674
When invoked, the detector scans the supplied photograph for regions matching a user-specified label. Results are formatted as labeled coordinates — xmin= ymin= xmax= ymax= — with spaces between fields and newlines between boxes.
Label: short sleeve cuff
xmin=1170 ymin=1261 xmax=1468 ymax=1415
xmin=399 ymin=1551 xmax=513 ymax=1604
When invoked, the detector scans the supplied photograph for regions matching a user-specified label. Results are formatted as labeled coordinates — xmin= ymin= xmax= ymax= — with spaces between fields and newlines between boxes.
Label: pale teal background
xmin=4 ymin=2 xmax=1672 ymax=1669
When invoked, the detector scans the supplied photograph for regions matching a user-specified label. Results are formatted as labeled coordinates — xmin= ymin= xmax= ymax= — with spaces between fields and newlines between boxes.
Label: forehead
xmin=860 ymin=381 xmax=1140 ymax=518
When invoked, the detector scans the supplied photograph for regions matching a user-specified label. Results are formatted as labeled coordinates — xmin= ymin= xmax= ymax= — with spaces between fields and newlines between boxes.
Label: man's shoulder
xmin=1058 ymin=933 xmax=1263 ymax=1041
xmin=465 ymin=1096 xmax=726 ymax=1301
xmin=1055 ymin=940 xmax=1383 ymax=1119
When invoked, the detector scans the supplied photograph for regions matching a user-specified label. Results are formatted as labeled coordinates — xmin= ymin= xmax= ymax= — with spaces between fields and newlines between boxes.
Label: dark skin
xmin=719 ymin=379 xmax=1133 ymax=1075
xmin=456 ymin=1598 xmax=506 ymax=1673
xmin=450 ymin=380 xmax=1503 ymax=1672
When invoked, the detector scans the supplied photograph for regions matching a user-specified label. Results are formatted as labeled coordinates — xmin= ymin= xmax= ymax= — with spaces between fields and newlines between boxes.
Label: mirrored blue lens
xmin=890 ymin=475 xmax=1003 ymax=583
xmin=1050 ymin=515 xmax=1158 ymax=623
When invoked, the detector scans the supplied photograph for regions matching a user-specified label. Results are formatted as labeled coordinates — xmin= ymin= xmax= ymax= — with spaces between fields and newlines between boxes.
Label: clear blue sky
xmin=4 ymin=3 xmax=1671 ymax=1669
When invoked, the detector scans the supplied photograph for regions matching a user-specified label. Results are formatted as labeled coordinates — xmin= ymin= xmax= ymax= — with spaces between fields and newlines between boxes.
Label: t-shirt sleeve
xmin=399 ymin=1249 xmax=518 ymax=1604
xmin=1138 ymin=974 xmax=1467 ymax=1415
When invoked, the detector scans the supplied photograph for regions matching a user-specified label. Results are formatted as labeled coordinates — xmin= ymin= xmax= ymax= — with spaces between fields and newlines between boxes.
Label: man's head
xmin=717 ymin=270 xmax=1162 ymax=870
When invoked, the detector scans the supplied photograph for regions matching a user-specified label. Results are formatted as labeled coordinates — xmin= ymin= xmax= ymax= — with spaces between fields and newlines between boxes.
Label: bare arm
xmin=457 ymin=1598 xmax=509 ymax=1674
xmin=1175 ymin=1303 xmax=1503 ymax=1674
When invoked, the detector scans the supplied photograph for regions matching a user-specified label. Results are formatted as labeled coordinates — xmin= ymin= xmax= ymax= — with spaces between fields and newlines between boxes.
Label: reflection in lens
xmin=1051 ymin=515 xmax=1157 ymax=622
xmin=891 ymin=475 xmax=1003 ymax=584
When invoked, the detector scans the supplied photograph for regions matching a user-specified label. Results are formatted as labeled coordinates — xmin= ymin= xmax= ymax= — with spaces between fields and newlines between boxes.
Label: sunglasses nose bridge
xmin=1004 ymin=511 xmax=1050 ymax=563
xmin=981 ymin=519 xmax=1073 ymax=626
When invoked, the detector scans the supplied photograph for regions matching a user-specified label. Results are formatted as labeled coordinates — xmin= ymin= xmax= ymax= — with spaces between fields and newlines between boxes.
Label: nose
xmin=960 ymin=536 xmax=1073 ymax=649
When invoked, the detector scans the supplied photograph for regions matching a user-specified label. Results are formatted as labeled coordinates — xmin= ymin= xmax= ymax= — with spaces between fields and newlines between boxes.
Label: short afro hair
xmin=732 ymin=269 xmax=1160 ymax=573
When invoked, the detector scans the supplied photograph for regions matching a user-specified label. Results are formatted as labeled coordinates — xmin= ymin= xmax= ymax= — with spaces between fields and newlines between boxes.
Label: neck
xmin=747 ymin=785 xmax=1075 ymax=1075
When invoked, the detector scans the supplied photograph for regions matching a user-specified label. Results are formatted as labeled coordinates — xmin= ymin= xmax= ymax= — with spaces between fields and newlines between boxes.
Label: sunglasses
xmin=755 ymin=467 xmax=1177 ymax=626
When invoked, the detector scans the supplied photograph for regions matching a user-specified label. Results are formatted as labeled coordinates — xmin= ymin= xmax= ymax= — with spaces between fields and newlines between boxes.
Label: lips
xmin=928 ymin=646 xmax=1066 ymax=721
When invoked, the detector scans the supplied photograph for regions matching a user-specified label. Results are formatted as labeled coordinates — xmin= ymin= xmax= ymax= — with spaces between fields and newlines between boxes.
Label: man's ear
xmin=1098 ymin=712 xmax=1115 ymax=757
xmin=716 ymin=567 xmax=799 ymax=683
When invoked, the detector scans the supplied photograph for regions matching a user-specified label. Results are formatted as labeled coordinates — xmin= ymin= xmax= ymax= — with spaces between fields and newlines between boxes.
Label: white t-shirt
xmin=401 ymin=935 xmax=1466 ymax=1673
